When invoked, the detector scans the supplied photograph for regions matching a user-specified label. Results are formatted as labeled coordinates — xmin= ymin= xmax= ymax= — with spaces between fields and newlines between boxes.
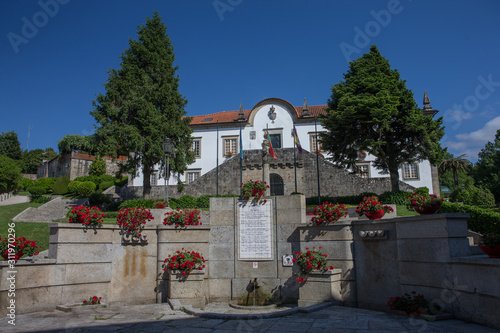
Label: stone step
xmin=12 ymin=197 xmax=87 ymax=223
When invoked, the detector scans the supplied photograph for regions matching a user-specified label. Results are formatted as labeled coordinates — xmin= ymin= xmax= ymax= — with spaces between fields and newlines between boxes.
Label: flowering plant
xmin=293 ymin=247 xmax=333 ymax=283
xmin=356 ymin=195 xmax=394 ymax=216
xmin=0 ymin=236 xmax=40 ymax=261
xmin=68 ymin=206 xmax=104 ymax=225
xmin=164 ymin=209 xmax=201 ymax=227
xmin=116 ymin=207 xmax=154 ymax=236
xmin=240 ymin=180 xmax=269 ymax=201
xmin=387 ymin=291 xmax=430 ymax=315
xmin=82 ymin=296 xmax=102 ymax=305
xmin=310 ymin=202 xmax=348 ymax=226
xmin=480 ymin=231 xmax=500 ymax=248
xmin=163 ymin=249 xmax=205 ymax=275
xmin=154 ymin=199 xmax=167 ymax=208
xmin=407 ymin=193 xmax=443 ymax=211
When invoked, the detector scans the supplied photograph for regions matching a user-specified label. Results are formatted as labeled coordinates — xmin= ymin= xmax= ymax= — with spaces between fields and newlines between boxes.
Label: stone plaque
xmin=237 ymin=199 xmax=274 ymax=261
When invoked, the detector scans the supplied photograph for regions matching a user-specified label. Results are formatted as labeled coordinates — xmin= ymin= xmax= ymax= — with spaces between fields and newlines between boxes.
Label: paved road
xmin=1 ymin=302 xmax=498 ymax=333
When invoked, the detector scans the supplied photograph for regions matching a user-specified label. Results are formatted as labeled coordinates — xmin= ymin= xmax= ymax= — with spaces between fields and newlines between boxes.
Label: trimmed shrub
xmin=99 ymin=181 xmax=114 ymax=192
xmin=67 ymin=180 xmax=81 ymax=194
xmin=74 ymin=176 xmax=100 ymax=186
xmin=76 ymin=181 xmax=96 ymax=197
xmin=413 ymin=187 xmax=429 ymax=195
xmin=451 ymin=185 xmax=495 ymax=209
xmin=175 ymin=195 xmax=198 ymax=208
xmin=28 ymin=186 xmax=46 ymax=199
xmin=439 ymin=201 xmax=500 ymax=234
xmin=31 ymin=195 xmax=52 ymax=204
xmin=18 ymin=177 xmax=34 ymax=191
xmin=114 ymin=177 xmax=128 ymax=187
xmin=88 ymin=191 xmax=112 ymax=206
xmin=106 ymin=201 xmax=122 ymax=212
xmin=99 ymin=174 xmax=115 ymax=184
xmin=52 ymin=176 xmax=70 ymax=195
xmin=104 ymin=211 xmax=119 ymax=219
xmin=33 ymin=177 xmax=57 ymax=193
xmin=118 ymin=198 xmax=155 ymax=210
xmin=379 ymin=191 xmax=413 ymax=205
xmin=196 ymin=195 xmax=211 ymax=209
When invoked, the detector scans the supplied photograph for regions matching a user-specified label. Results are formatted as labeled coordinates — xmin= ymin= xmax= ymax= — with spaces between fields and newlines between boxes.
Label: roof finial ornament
xmin=301 ymin=97 xmax=311 ymax=117
xmin=423 ymin=91 xmax=432 ymax=110
xmin=422 ymin=91 xmax=438 ymax=117
xmin=237 ymin=102 xmax=245 ymax=121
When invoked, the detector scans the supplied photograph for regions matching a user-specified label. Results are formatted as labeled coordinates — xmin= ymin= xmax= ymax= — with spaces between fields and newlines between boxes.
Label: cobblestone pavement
xmin=1 ymin=303 xmax=499 ymax=333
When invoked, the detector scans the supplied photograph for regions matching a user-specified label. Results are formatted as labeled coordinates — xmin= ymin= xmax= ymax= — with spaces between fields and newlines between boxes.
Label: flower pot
xmin=1 ymin=251 xmax=23 ymax=261
xmin=155 ymin=204 xmax=166 ymax=209
xmin=412 ymin=201 xmax=441 ymax=215
xmin=479 ymin=245 xmax=500 ymax=258
xmin=364 ymin=210 xmax=385 ymax=220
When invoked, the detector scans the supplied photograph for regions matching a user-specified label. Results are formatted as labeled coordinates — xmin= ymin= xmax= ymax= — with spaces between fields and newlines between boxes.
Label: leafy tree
xmin=439 ymin=153 xmax=472 ymax=187
xmin=57 ymin=134 xmax=93 ymax=155
xmin=473 ymin=129 xmax=500 ymax=202
xmin=91 ymin=12 xmax=194 ymax=198
xmin=0 ymin=155 xmax=22 ymax=192
xmin=43 ymin=148 xmax=58 ymax=161
xmin=0 ymin=131 xmax=22 ymax=160
xmin=320 ymin=45 xmax=445 ymax=191
xmin=89 ymin=155 xmax=106 ymax=177
xmin=21 ymin=149 xmax=44 ymax=174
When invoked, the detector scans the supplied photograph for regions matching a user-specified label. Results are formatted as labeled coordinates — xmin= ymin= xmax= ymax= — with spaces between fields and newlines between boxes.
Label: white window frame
xmin=150 ymin=171 xmax=158 ymax=186
xmin=191 ymin=138 xmax=201 ymax=158
xmin=309 ymin=132 xmax=323 ymax=153
xmin=223 ymin=136 xmax=238 ymax=157
xmin=356 ymin=163 xmax=370 ymax=179
xmin=402 ymin=163 xmax=419 ymax=180
xmin=187 ymin=170 xmax=201 ymax=184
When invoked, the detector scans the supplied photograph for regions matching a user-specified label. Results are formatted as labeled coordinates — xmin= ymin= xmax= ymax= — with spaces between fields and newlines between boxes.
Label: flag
xmin=239 ymin=125 xmax=243 ymax=159
xmin=267 ymin=131 xmax=277 ymax=159
xmin=292 ymin=127 xmax=303 ymax=154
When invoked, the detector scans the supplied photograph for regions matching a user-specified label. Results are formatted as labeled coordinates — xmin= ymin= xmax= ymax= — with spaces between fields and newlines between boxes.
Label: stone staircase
xmin=103 ymin=185 xmax=123 ymax=201
xmin=12 ymin=197 xmax=87 ymax=223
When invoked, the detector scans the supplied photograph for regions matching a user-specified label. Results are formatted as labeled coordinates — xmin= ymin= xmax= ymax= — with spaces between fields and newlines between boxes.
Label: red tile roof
xmin=189 ymin=104 xmax=327 ymax=126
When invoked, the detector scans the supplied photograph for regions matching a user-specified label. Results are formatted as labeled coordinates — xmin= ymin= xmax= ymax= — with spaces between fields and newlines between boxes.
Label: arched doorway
xmin=270 ymin=173 xmax=284 ymax=196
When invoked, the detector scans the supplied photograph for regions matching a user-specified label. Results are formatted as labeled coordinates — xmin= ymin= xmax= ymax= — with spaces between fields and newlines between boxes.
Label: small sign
xmin=282 ymin=255 xmax=293 ymax=267
xmin=253 ymin=262 xmax=258 ymax=269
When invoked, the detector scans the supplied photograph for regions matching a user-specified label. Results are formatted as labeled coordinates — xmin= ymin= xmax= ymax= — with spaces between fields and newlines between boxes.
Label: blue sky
xmin=1 ymin=0 xmax=499 ymax=162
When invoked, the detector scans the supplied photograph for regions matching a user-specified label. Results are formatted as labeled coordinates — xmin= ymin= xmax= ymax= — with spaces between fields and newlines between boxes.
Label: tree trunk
xmin=452 ymin=166 xmax=458 ymax=187
xmin=142 ymin=164 xmax=152 ymax=199
xmin=389 ymin=165 xmax=400 ymax=192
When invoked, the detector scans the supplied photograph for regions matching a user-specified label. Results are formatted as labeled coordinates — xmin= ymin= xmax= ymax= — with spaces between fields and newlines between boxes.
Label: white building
xmin=130 ymin=96 xmax=438 ymax=195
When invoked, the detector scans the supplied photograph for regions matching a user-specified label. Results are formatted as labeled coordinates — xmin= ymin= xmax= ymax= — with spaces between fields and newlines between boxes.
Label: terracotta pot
xmin=1 ymin=251 xmax=23 ymax=261
xmin=479 ymin=245 xmax=500 ymax=258
xmin=364 ymin=210 xmax=385 ymax=220
xmin=412 ymin=201 xmax=441 ymax=215
xmin=155 ymin=204 xmax=166 ymax=209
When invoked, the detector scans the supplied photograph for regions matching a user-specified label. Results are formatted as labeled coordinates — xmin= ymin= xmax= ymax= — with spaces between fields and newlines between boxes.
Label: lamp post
xmin=161 ymin=137 xmax=174 ymax=206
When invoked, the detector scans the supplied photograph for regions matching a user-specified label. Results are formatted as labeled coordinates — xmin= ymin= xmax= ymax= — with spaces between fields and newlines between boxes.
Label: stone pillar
xmin=263 ymin=161 xmax=270 ymax=196
xmin=298 ymin=269 xmax=343 ymax=307
xmin=431 ymin=165 xmax=440 ymax=196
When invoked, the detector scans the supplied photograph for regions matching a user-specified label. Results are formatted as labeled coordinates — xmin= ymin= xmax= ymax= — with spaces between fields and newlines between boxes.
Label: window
xmin=187 ymin=171 xmax=200 ymax=184
xmin=151 ymin=172 xmax=158 ymax=186
xmin=191 ymin=139 xmax=201 ymax=158
xmin=223 ymin=137 xmax=238 ymax=157
xmin=269 ymin=134 xmax=281 ymax=148
xmin=356 ymin=163 xmax=370 ymax=178
xmin=402 ymin=163 xmax=419 ymax=180
xmin=309 ymin=133 xmax=322 ymax=153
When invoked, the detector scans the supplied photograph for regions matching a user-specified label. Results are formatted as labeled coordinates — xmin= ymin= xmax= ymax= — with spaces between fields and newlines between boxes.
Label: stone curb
xmin=182 ymin=301 xmax=335 ymax=320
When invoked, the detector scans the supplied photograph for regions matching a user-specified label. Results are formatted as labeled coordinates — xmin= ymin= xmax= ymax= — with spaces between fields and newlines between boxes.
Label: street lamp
xmin=162 ymin=137 xmax=174 ymax=206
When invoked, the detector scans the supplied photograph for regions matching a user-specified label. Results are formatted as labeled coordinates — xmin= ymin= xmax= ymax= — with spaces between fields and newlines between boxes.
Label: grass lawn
xmin=396 ymin=205 xmax=419 ymax=217
xmin=0 ymin=202 xmax=50 ymax=254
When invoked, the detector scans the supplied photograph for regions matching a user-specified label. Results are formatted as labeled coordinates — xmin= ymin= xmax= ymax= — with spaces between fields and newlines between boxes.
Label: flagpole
xmin=314 ymin=116 xmax=321 ymax=206
xmin=216 ymin=120 xmax=219 ymax=197
xmin=292 ymin=127 xmax=297 ymax=193
xmin=239 ymin=122 xmax=243 ymax=199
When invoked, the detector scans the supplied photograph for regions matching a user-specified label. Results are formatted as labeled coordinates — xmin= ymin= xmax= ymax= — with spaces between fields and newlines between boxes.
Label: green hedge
xmin=379 ymin=191 xmax=412 ymax=205
xmin=439 ymin=201 xmax=500 ymax=234
xmin=118 ymin=199 xmax=155 ymax=210
xmin=52 ymin=176 xmax=70 ymax=195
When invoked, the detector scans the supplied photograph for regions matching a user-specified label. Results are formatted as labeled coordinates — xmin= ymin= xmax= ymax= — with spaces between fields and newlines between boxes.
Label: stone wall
xmin=121 ymin=149 xmax=414 ymax=199
xmin=1 ymin=198 xmax=499 ymax=329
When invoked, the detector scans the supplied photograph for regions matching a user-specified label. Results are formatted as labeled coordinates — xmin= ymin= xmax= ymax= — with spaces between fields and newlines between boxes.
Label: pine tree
xmin=91 ymin=12 xmax=193 ymax=198
xmin=320 ymin=45 xmax=445 ymax=191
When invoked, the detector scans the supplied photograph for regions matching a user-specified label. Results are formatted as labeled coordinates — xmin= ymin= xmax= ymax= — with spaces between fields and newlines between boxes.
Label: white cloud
xmin=444 ymin=116 xmax=500 ymax=161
